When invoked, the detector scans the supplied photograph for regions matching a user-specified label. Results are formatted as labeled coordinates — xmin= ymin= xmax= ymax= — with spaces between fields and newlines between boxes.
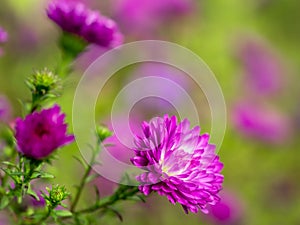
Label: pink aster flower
xmin=232 ymin=101 xmax=291 ymax=144
xmin=112 ymin=0 xmax=194 ymax=38
xmin=125 ymin=62 xmax=191 ymax=112
xmin=131 ymin=115 xmax=224 ymax=214
xmin=47 ymin=0 xmax=123 ymax=47
xmin=15 ymin=105 xmax=74 ymax=159
xmin=237 ymin=36 xmax=284 ymax=95
xmin=207 ymin=190 xmax=244 ymax=225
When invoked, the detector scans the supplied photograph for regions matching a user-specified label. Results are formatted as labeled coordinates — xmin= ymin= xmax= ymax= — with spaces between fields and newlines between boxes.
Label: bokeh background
xmin=1 ymin=0 xmax=300 ymax=224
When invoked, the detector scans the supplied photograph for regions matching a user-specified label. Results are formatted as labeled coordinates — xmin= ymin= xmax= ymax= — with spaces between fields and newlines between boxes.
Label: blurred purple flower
xmin=0 ymin=213 xmax=8 ymax=225
xmin=131 ymin=115 xmax=223 ymax=214
xmin=112 ymin=0 xmax=194 ymax=38
xmin=232 ymin=101 xmax=291 ymax=144
xmin=47 ymin=0 xmax=123 ymax=47
xmin=207 ymin=190 xmax=243 ymax=225
xmin=0 ymin=95 xmax=11 ymax=123
xmin=237 ymin=37 xmax=284 ymax=95
xmin=0 ymin=27 xmax=8 ymax=56
xmin=0 ymin=27 xmax=8 ymax=43
xmin=15 ymin=105 xmax=74 ymax=159
xmin=125 ymin=62 xmax=190 ymax=112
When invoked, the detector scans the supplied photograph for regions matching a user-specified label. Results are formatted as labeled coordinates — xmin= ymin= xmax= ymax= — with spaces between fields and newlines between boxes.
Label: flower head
xmin=26 ymin=69 xmax=61 ymax=97
xmin=43 ymin=185 xmax=70 ymax=208
xmin=47 ymin=0 xmax=123 ymax=47
xmin=131 ymin=115 xmax=223 ymax=214
xmin=15 ymin=105 xmax=74 ymax=159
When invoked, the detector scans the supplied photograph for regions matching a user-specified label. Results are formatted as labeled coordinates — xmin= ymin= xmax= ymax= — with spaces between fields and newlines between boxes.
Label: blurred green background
xmin=0 ymin=0 xmax=300 ymax=224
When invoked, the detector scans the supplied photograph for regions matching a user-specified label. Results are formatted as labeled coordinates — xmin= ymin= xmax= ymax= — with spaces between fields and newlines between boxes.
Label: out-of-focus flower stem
xmin=56 ymin=53 xmax=73 ymax=79
xmin=70 ymin=133 xmax=104 ymax=212
xmin=70 ymin=155 xmax=94 ymax=212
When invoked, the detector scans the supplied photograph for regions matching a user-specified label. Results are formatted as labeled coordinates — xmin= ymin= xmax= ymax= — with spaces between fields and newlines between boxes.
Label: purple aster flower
xmin=237 ymin=37 xmax=284 ymax=95
xmin=47 ymin=0 xmax=123 ymax=47
xmin=232 ymin=101 xmax=291 ymax=144
xmin=15 ymin=105 xmax=74 ymax=159
xmin=125 ymin=62 xmax=191 ymax=112
xmin=131 ymin=115 xmax=224 ymax=214
xmin=112 ymin=0 xmax=194 ymax=38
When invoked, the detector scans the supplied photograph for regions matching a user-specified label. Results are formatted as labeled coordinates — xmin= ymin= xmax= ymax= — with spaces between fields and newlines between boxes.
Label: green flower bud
xmin=45 ymin=185 xmax=69 ymax=208
xmin=26 ymin=69 xmax=61 ymax=97
xmin=96 ymin=126 xmax=113 ymax=142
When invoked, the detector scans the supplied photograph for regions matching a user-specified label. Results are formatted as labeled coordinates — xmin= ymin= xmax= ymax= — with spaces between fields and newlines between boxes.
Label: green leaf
xmin=0 ymin=196 xmax=10 ymax=209
xmin=1 ymin=161 xmax=18 ymax=168
xmin=128 ymin=195 xmax=146 ymax=203
xmin=55 ymin=210 xmax=73 ymax=217
xmin=37 ymin=171 xmax=55 ymax=179
xmin=85 ymin=174 xmax=99 ymax=184
xmin=72 ymin=156 xmax=87 ymax=170
xmin=27 ymin=185 xmax=40 ymax=201
xmin=94 ymin=185 xmax=101 ymax=201
xmin=106 ymin=207 xmax=123 ymax=222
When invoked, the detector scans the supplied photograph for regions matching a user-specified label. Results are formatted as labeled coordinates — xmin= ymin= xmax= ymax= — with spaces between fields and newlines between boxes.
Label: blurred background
xmin=0 ymin=0 xmax=300 ymax=224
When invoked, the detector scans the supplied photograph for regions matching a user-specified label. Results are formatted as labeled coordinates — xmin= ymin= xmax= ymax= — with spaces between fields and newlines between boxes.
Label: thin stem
xmin=70 ymin=138 xmax=101 ymax=212
xmin=75 ymin=186 xmax=139 ymax=215
xmin=70 ymin=162 xmax=93 ymax=212
xmin=35 ymin=207 xmax=52 ymax=225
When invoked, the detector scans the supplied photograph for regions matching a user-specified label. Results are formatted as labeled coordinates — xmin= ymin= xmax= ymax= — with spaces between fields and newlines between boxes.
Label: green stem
xmin=75 ymin=186 xmax=139 ymax=215
xmin=70 ymin=163 xmax=93 ymax=212
xmin=70 ymin=138 xmax=102 ymax=212
xmin=34 ymin=207 xmax=52 ymax=225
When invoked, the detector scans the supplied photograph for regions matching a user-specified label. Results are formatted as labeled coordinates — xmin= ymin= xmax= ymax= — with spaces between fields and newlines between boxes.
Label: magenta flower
xmin=131 ymin=115 xmax=223 ymax=214
xmin=47 ymin=0 xmax=123 ymax=47
xmin=15 ymin=105 xmax=74 ymax=159
xmin=232 ymin=101 xmax=291 ymax=144
xmin=207 ymin=190 xmax=243 ymax=225
xmin=113 ymin=0 xmax=194 ymax=38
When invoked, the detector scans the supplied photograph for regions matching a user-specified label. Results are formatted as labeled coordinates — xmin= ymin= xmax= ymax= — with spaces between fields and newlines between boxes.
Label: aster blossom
xmin=15 ymin=105 xmax=74 ymax=159
xmin=131 ymin=115 xmax=223 ymax=214
xmin=47 ymin=0 xmax=123 ymax=47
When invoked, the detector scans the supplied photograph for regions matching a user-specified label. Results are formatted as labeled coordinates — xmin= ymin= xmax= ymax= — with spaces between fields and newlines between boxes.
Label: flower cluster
xmin=47 ymin=0 xmax=123 ymax=47
xmin=131 ymin=115 xmax=223 ymax=214
xmin=15 ymin=105 xmax=74 ymax=159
